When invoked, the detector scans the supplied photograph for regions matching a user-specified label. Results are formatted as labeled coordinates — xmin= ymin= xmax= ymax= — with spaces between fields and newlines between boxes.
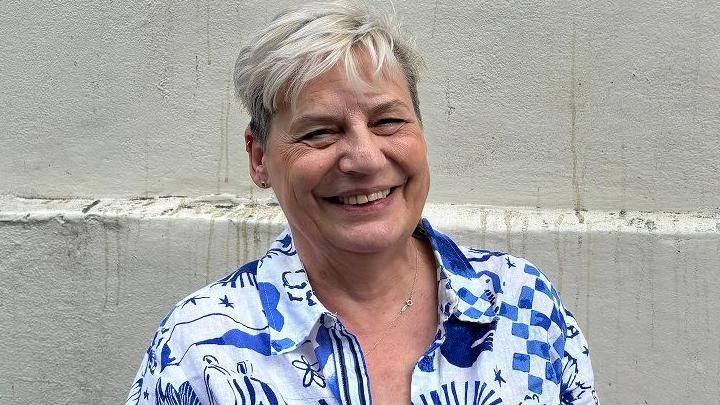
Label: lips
xmin=328 ymin=187 xmax=395 ymax=205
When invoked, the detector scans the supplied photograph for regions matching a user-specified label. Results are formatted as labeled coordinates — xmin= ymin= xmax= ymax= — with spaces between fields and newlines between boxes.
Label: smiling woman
xmin=126 ymin=2 xmax=598 ymax=404
xmin=255 ymin=60 xmax=429 ymax=257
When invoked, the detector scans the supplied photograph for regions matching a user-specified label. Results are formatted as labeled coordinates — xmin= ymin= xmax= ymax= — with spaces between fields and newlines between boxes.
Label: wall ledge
xmin=2 ymin=195 xmax=718 ymax=236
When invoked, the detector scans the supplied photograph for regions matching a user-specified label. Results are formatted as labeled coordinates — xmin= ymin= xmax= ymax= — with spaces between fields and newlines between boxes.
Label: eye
xmin=301 ymin=128 xmax=330 ymax=140
xmin=373 ymin=118 xmax=405 ymax=135
xmin=299 ymin=128 xmax=337 ymax=148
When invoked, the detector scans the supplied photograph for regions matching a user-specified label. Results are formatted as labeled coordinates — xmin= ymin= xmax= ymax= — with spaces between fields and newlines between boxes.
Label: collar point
xmin=270 ymin=337 xmax=299 ymax=355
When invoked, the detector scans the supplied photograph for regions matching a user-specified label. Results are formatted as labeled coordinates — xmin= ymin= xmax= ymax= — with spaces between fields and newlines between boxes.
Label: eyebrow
xmin=288 ymin=114 xmax=338 ymax=133
xmin=367 ymin=99 xmax=411 ymax=116
xmin=289 ymin=99 xmax=411 ymax=132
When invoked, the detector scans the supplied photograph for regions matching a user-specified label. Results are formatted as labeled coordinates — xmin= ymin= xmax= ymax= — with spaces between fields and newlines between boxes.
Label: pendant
xmin=400 ymin=298 xmax=413 ymax=313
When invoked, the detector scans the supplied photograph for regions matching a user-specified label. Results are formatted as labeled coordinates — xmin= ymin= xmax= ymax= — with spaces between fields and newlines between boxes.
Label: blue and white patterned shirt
xmin=126 ymin=219 xmax=598 ymax=405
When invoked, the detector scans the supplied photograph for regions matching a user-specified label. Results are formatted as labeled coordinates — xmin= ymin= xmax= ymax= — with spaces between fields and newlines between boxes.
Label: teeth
xmin=339 ymin=188 xmax=392 ymax=205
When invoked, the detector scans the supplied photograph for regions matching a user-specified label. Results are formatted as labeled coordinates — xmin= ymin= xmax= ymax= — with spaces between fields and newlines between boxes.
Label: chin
xmin=327 ymin=221 xmax=412 ymax=254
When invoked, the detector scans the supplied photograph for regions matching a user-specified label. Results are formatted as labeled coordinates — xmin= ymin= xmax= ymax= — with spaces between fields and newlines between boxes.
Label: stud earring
xmin=260 ymin=181 xmax=268 ymax=188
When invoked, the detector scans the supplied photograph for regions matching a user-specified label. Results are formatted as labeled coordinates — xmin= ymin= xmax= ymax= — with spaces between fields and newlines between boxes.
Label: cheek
xmin=390 ymin=132 xmax=428 ymax=173
xmin=266 ymin=144 xmax=300 ymax=176
xmin=268 ymin=148 xmax=335 ymax=194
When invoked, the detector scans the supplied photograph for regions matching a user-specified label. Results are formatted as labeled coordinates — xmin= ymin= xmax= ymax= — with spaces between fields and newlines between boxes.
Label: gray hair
xmin=233 ymin=1 xmax=424 ymax=147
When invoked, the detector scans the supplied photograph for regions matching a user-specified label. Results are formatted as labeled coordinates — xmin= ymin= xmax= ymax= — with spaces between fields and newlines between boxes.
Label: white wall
xmin=1 ymin=1 xmax=719 ymax=404
xmin=2 ymin=0 xmax=718 ymax=210
xmin=2 ymin=198 xmax=719 ymax=403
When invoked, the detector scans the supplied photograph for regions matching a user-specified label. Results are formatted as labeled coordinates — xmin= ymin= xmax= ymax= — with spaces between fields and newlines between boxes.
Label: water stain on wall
xmin=101 ymin=218 xmax=123 ymax=309
xmin=646 ymin=233 xmax=657 ymax=350
xmin=573 ymin=232 xmax=583 ymax=310
xmin=216 ymin=91 xmax=231 ymax=192
xmin=430 ymin=0 xmax=440 ymax=39
xmin=144 ymin=136 xmax=150 ymax=198
xmin=553 ymin=213 xmax=566 ymax=293
xmin=504 ymin=209 xmax=514 ymax=253
xmin=224 ymin=220 xmax=232 ymax=272
xmin=234 ymin=219 xmax=241 ymax=264
xmin=205 ymin=218 xmax=215 ymax=284
xmin=583 ymin=221 xmax=593 ymax=339
xmin=103 ymin=227 xmax=110 ymax=310
xmin=444 ymin=75 xmax=455 ymax=120
xmin=241 ymin=219 xmax=249 ymax=263
xmin=479 ymin=209 xmax=488 ymax=248
xmin=569 ymin=24 xmax=584 ymax=223
xmin=205 ymin=0 xmax=212 ymax=65
xmin=520 ymin=216 xmax=529 ymax=257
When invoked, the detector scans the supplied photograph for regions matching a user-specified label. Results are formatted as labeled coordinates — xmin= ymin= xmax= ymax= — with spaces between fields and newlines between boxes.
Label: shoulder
xmin=128 ymin=230 xmax=308 ymax=404
xmin=470 ymin=248 xmax=560 ymax=305
xmin=422 ymin=219 xmax=556 ymax=303
xmin=459 ymin=245 xmax=567 ymax=325
xmin=424 ymin=219 xmax=566 ymax=325
xmin=457 ymin=245 xmax=597 ymax=402
xmin=435 ymin=232 xmax=571 ymax=342
xmin=164 ymin=259 xmax=263 ymax=327
xmin=148 ymin=260 xmax=271 ymax=370
xmin=127 ymin=260 xmax=278 ymax=404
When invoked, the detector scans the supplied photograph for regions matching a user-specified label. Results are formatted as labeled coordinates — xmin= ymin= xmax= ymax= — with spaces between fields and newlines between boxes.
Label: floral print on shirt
xmin=126 ymin=219 xmax=598 ymax=405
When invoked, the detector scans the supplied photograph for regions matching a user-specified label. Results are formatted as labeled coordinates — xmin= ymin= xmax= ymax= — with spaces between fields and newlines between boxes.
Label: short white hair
xmin=233 ymin=0 xmax=424 ymax=146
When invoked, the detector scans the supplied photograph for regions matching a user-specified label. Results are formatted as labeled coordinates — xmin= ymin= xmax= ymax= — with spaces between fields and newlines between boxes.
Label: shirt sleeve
xmin=559 ymin=305 xmax=599 ymax=405
xmin=125 ymin=314 xmax=204 ymax=405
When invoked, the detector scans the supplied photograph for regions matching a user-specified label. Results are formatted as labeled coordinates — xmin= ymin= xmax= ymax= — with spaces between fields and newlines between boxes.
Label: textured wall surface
xmin=1 ymin=197 xmax=719 ymax=403
xmin=1 ymin=0 xmax=718 ymax=210
xmin=1 ymin=0 xmax=719 ymax=404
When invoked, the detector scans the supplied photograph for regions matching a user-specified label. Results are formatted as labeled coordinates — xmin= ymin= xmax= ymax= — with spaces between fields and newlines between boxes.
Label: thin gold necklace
xmin=362 ymin=240 xmax=420 ymax=356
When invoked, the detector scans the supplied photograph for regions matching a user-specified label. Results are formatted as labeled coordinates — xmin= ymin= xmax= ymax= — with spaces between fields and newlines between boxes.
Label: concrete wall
xmin=1 ymin=0 xmax=718 ymax=404
xmin=2 ymin=198 xmax=719 ymax=404
xmin=3 ymin=0 xmax=718 ymax=211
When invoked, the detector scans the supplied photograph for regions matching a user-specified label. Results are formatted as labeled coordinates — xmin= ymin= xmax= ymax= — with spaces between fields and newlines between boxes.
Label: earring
xmin=260 ymin=181 xmax=268 ymax=188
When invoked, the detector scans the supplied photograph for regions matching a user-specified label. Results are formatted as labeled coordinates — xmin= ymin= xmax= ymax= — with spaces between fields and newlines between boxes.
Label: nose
xmin=337 ymin=124 xmax=387 ymax=175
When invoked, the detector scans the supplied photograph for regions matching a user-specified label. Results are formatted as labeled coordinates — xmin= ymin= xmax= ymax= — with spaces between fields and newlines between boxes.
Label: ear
xmin=245 ymin=126 xmax=269 ymax=188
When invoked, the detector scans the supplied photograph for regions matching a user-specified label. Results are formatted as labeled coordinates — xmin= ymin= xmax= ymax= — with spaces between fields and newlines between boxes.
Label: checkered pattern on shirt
xmin=498 ymin=261 xmax=566 ymax=396
xmin=453 ymin=284 xmax=498 ymax=320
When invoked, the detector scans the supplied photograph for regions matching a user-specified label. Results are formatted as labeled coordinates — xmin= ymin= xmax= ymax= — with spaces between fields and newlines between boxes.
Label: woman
xmin=126 ymin=2 xmax=597 ymax=404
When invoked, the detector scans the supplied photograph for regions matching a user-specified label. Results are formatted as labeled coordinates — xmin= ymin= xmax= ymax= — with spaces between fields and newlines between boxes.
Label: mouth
xmin=326 ymin=187 xmax=397 ymax=206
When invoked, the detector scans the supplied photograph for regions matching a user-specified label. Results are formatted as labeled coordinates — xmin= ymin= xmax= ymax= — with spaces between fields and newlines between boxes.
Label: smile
xmin=330 ymin=187 xmax=395 ymax=205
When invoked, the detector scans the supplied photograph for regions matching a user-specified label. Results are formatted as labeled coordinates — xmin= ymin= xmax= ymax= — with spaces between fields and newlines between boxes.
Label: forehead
xmin=279 ymin=62 xmax=413 ymax=118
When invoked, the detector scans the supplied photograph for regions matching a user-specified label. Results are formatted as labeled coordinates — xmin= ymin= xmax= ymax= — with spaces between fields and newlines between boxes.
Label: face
xmin=248 ymin=57 xmax=430 ymax=255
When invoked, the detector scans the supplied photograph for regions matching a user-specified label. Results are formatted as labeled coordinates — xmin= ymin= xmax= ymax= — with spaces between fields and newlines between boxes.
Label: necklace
xmin=362 ymin=240 xmax=420 ymax=356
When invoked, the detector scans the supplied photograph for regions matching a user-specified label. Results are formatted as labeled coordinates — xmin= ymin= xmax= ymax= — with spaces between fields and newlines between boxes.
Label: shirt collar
xmin=255 ymin=218 xmax=500 ymax=355
xmin=421 ymin=218 xmax=500 ymax=324
xmin=254 ymin=230 xmax=331 ymax=355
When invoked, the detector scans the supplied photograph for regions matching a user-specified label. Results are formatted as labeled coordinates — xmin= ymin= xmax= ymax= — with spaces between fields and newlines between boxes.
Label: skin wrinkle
xmin=250 ymin=65 xmax=425 ymax=280
xmin=288 ymin=99 xmax=412 ymax=139
xmin=261 ymin=78 xmax=421 ymax=273
xmin=238 ymin=20 xmax=422 ymax=147
xmin=245 ymin=51 xmax=435 ymax=403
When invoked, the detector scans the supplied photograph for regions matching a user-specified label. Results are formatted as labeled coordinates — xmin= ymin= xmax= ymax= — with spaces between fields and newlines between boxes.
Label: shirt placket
xmin=326 ymin=319 xmax=373 ymax=405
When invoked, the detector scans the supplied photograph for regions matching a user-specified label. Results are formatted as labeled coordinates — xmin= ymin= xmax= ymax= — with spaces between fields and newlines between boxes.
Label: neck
xmin=292 ymin=231 xmax=420 ymax=321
